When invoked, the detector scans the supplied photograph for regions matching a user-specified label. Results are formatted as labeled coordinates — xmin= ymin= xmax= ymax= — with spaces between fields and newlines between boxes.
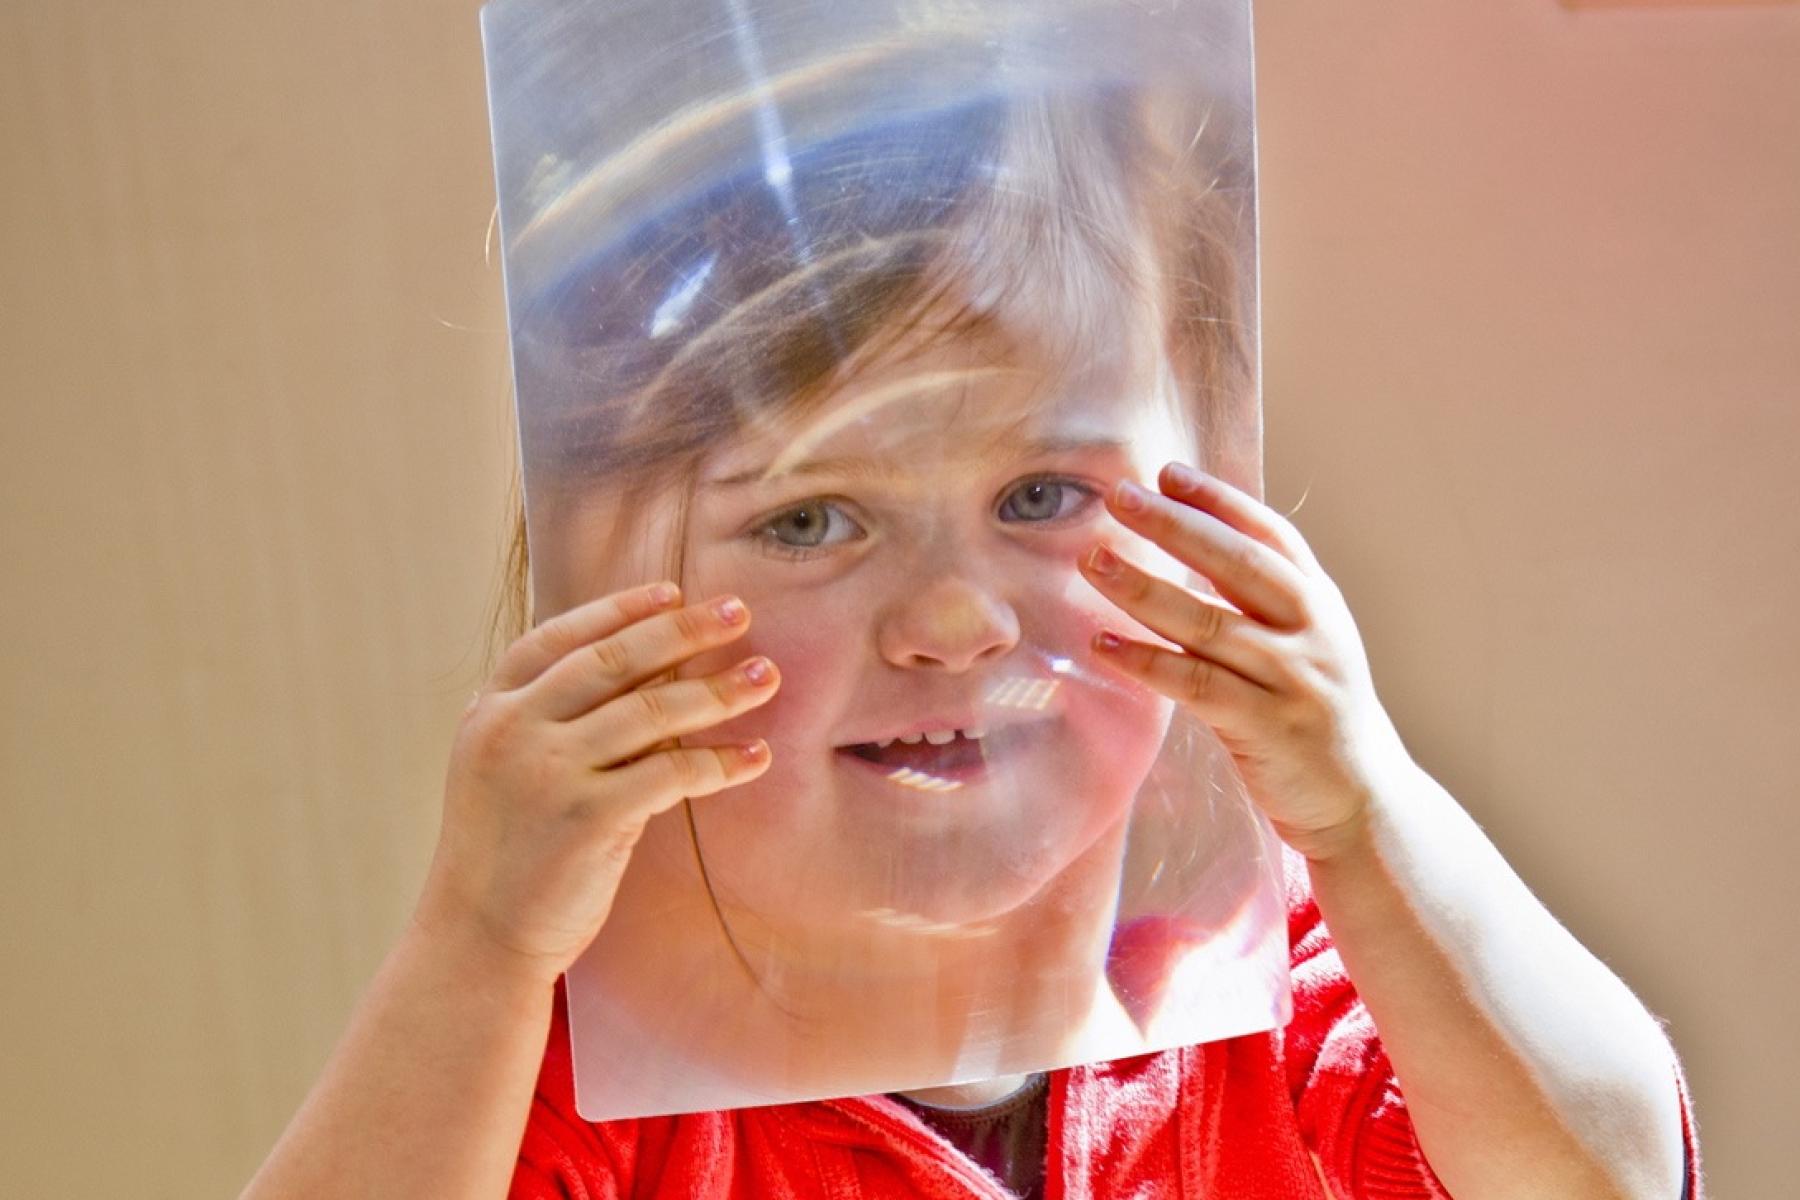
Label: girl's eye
xmin=753 ymin=499 xmax=866 ymax=557
xmin=997 ymin=478 xmax=1096 ymax=524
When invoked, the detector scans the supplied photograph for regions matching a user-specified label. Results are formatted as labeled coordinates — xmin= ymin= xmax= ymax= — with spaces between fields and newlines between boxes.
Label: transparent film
xmin=481 ymin=0 xmax=1287 ymax=1120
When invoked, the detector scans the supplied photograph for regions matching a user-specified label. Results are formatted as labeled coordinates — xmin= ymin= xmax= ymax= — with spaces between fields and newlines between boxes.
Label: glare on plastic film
xmin=481 ymin=0 xmax=1287 ymax=1121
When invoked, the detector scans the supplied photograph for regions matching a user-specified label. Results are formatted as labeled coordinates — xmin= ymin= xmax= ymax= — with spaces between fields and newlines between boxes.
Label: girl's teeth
xmin=868 ymin=728 xmax=988 ymax=750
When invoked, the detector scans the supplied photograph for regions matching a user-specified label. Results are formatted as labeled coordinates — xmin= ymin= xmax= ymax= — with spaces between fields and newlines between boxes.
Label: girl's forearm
xmin=240 ymin=910 xmax=555 ymax=1200
xmin=1305 ymin=756 xmax=1685 ymax=1200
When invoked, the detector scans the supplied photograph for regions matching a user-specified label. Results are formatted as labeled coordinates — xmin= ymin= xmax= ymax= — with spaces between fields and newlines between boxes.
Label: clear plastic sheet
xmin=481 ymin=0 xmax=1287 ymax=1120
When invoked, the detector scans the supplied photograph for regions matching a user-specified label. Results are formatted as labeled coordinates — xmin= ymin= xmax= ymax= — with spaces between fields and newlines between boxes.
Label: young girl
xmin=242 ymin=87 xmax=1699 ymax=1200
xmin=507 ymin=91 xmax=1293 ymax=1120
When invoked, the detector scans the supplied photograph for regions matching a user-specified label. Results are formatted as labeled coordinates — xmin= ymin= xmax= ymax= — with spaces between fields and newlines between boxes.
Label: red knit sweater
xmin=510 ymin=858 xmax=1703 ymax=1199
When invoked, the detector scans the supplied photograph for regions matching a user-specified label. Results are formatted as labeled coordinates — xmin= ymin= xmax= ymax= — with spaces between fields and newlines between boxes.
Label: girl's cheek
xmin=1044 ymin=566 xmax=1175 ymax=729
xmin=677 ymin=599 xmax=852 ymax=745
xmin=1051 ymin=566 xmax=1150 ymax=644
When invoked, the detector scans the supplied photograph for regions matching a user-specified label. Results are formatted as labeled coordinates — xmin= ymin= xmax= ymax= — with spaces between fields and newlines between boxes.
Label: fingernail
xmin=715 ymin=596 xmax=747 ymax=625
xmin=1163 ymin=462 xmax=1201 ymax=493
xmin=738 ymin=741 xmax=769 ymax=765
xmin=1114 ymin=480 xmax=1148 ymax=512
xmin=649 ymin=582 xmax=680 ymax=606
xmin=741 ymin=657 xmax=774 ymax=686
xmin=1094 ymin=631 xmax=1124 ymax=652
xmin=1087 ymin=545 xmax=1121 ymax=577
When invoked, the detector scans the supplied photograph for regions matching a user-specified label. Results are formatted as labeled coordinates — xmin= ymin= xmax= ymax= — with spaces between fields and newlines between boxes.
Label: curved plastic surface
xmin=481 ymin=0 xmax=1286 ymax=1121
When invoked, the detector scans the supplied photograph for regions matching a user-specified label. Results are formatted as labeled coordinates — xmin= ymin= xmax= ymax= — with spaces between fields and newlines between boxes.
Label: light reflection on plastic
xmin=649 ymin=251 xmax=718 ymax=337
xmin=883 ymin=765 xmax=964 ymax=793
xmin=858 ymin=907 xmax=997 ymax=937
xmin=984 ymin=676 xmax=1060 ymax=712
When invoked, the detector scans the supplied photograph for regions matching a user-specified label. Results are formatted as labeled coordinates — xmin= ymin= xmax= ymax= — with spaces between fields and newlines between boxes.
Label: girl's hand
xmin=1079 ymin=462 xmax=1411 ymax=862
xmin=415 ymin=582 xmax=779 ymax=985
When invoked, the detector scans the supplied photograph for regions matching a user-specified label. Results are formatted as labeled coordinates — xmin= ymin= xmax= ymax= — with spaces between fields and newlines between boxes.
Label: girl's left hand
xmin=1079 ymin=461 xmax=1412 ymax=862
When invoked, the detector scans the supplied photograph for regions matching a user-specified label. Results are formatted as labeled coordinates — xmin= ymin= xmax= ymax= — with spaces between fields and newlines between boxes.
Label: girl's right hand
xmin=414 ymin=581 xmax=778 ymax=986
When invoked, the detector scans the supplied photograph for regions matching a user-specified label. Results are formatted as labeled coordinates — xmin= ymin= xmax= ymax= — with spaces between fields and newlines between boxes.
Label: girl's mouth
xmin=835 ymin=723 xmax=1049 ymax=789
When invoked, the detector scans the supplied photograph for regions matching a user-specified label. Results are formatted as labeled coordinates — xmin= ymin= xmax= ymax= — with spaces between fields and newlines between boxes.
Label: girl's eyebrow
xmin=704 ymin=435 xmax=1130 ymax=490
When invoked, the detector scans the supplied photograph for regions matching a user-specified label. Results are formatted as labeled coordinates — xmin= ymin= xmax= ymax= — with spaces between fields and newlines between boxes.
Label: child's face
xmin=657 ymin=322 xmax=1192 ymax=933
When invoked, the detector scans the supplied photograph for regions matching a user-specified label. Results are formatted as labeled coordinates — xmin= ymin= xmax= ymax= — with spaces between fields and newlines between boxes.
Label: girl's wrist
xmin=406 ymin=880 xmax=568 ymax=997
xmin=1281 ymin=737 xmax=1422 ymax=867
xmin=1274 ymin=801 xmax=1378 ymax=866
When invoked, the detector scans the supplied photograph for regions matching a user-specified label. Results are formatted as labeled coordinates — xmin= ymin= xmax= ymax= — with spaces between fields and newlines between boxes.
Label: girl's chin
xmin=710 ymin=808 xmax=1132 ymax=942
xmin=840 ymin=837 xmax=1122 ymax=932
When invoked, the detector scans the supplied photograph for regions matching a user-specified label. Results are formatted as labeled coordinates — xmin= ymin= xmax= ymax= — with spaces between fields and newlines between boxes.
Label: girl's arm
xmin=240 ymin=913 xmax=555 ymax=1199
xmin=1082 ymin=462 xmax=1687 ymax=1200
xmin=241 ymin=583 xmax=780 ymax=1199
xmin=1302 ymin=756 xmax=1686 ymax=1200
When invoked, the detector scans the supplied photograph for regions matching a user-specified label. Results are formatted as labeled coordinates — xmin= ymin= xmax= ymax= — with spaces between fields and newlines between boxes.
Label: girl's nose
xmin=876 ymin=574 xmax=1021 ymax=672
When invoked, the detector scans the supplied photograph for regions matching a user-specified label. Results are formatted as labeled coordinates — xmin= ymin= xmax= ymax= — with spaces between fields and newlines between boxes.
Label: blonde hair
xmin=498 ymin=86 xmax=1253 ymax=641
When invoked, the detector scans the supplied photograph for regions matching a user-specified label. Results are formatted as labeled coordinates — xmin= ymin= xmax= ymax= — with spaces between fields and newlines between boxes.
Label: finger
xmin=528 ymin=594 xmax=752 ymax=722
xmin=1091 ymin=630 xmax=1268 ymax=735
xmin=575 ymin=655 xmax=781 ymax=766
xmin=1078 ymin=544 xmax=1282 ymax=689
xmin=491 ymin=581 xmax=683 ymax=691
xmin=601 ymin=740 xmax=773 ymax=823
xmin=1158 ymin=462 xmax=1321 ymax=573
xmin=1107 ymin=480 xmax=1308 ymax=629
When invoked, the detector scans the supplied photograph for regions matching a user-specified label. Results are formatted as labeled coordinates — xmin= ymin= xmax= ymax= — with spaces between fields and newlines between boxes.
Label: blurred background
xmin=3 ymin=0 xmax=1795 ymax=1194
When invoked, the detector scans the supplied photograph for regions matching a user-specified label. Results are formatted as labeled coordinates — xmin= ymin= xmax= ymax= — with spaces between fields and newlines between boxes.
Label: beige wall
xmin=1 ymin=1 xmax=1792 ymax=1194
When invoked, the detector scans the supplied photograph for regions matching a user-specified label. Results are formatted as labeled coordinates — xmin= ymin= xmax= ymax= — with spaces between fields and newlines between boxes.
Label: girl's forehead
xmin=708 ymin=324 xmax=1178 ymax=485
xmin=709 ymin=383 xmax=1163 ymax=490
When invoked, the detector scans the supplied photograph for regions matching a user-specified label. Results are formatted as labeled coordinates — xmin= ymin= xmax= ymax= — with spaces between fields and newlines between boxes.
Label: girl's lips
xmin=835 ymin=720 xmax=1054 ymax=788
xmin=835 ymin=676 xmax=1070 ymax=751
